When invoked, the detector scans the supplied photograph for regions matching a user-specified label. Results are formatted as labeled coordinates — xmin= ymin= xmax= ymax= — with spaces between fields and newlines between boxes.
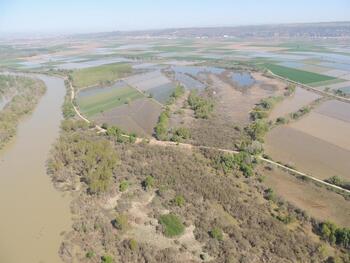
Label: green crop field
xmin=77 ymin=86 xmax=144 ymax=117
xmin=71 ymin=63 xmax=132 ymax=89
xmin=263 ymin=63 xmax=335 ymax=84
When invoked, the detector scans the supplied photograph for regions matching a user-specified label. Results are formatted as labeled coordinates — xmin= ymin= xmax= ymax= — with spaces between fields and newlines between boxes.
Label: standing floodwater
xmin=0 ymin=75 xmax=71 ymax=263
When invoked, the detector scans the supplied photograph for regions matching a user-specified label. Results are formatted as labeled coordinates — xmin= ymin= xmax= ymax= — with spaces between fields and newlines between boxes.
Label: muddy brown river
xmin=0 ymin=75 xmax=72 ymax=263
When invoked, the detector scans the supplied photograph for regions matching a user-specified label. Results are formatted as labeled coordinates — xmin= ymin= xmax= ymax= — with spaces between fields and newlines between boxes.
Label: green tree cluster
xmin=155 ymin=109 xmax=170 ymax=140
xmin=320 ymin=221 xmax=350 ymax=248
xmin=188 ymin=90 xmax=214 ymax=119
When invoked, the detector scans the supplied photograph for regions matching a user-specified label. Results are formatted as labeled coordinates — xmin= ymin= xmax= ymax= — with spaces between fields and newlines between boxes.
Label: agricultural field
xmin=265 ymin=99 xmax=350 ymax=181
xmin=76 ymin=85 xmax=144 ymax=117
xmin=259 ymin=165 xmax=350 ymax=227
xmin=263 ymin=63 xmax=336 ymax=84
xmin=92 ymin=98 xmax=162 ymax=136
xmin=71 ymin=63 xmax=132 ymax=89
xmin=268 ymin=87 xmax=321 ymax=120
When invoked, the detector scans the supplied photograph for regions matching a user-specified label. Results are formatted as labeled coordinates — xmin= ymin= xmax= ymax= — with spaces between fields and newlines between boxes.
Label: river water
xmin=0 ymin=75 xmax=72 ymax=263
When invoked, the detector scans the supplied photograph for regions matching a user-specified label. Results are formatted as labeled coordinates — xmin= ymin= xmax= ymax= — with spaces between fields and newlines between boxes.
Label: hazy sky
xmin=0 ymin=0 xmax=349 ymax=34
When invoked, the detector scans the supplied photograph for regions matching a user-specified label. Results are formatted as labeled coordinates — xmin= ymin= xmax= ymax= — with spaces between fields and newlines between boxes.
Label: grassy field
xmin=71 ymin=63 xmax=132 ymax=89
xmin=77 ymin=86 xmax=144 ymax=117
xmin=263 ymin=63 xmax=335 ymax=84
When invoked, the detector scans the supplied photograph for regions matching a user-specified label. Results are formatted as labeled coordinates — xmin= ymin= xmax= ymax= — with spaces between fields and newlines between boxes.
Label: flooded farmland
xmin=231 ymin=72 xmax=255 ymax=87
xmin=0 ymin=75 xmax=72 ymax=263
xmin=93 ymin=97 xmax=162 ymax=137
xmin=268 ymin=87 xmax=321 ymax=120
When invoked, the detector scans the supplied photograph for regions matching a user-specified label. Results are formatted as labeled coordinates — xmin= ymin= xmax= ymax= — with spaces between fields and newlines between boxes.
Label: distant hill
xmin=76 ymin=21 xmax=350 ymax=39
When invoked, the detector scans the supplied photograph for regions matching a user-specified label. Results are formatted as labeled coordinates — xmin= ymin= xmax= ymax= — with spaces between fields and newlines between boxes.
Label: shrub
xmin=173 ymin=195 xmax=186 ymax=207
xmin=265 ymin=188 xmax=276 ymax=202
xmin=209 ymin=227 xmax=223 ymax=241
xmin=290 ymin=106 xmax=310 ymax=120
xmin=276 ymin=117 xmax=287 ymax=125
xmin=167 ymin=85 xmax=185 ymax=104
xmin=128 ymin=133 xmax=137 ymax=143
xmin=171 ymin=127 xmax=191 ymax=142
xmin=251 ymin=96 xmax=282 ymax=120
xmin=86 ymin=251 xmax=95 ymax=258
xmin=276 ymin=214 xmax=295 ymax=224
xmin=143 ymin=176 xmax=155 ymax=190
xmin=101 ymin=255 xmax=113 ymax=263
xmin=159 ymin=214 xmax=185 ymax=237
xmin=325 ymin=176 xmax=350 ymax=190
xmin=119 ymin=180 xmax=129 ymax=192
xmin=155 ymin=110 xmax=170 ymax=140
xmin=129 ymin=239 xmax=138 ymax=251
xmin=245 ymin=119 xmax=269 ymax=142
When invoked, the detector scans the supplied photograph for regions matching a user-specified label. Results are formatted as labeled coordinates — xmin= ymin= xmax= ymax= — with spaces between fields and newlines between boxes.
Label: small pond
xmin=231 ymin=72 xmax=255 ymax=87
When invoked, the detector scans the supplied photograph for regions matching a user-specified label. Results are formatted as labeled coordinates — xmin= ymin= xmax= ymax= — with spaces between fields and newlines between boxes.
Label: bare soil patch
xmin=260 ymin=165 xmax=350 ymax=227
xmin=265 ymin=126 xmax=350 ymax=181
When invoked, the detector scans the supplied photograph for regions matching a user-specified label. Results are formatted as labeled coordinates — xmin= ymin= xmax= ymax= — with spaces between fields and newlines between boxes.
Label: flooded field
xmin=261 ymin=165 xmax=350 ymax=227
xmin=268 ymin=87 xmax=321 ymax=120
xmin=0 ymin=75 xmax=72 ymax=263
xmin=93 ymin=97 xmax=162 ymax=136
xmin=209 ymin=72 xmax=285 ymax=125
xmin=231 ymin=72 xmax=255 ymax=87
xmin=174 ymin=72 xmax=206 ymax=90
xmin=148 ymin=82 xmax=177 ymax=104
xmin=125 ymin=70 xmax=171 ymax=91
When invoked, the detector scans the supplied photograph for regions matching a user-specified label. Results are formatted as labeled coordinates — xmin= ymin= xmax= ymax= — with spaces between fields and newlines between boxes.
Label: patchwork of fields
xmin=265 ymin=100 xmax=350 ymax=181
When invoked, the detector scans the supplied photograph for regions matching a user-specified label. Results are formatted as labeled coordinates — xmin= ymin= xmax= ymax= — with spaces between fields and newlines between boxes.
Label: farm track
xmin=67 ymin=76 xmax=350 ymax=195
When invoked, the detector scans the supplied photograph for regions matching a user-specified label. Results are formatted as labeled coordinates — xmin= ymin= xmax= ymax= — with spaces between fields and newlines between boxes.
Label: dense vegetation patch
xmin=48 ymin=120 xmax=119 ymax=194
xmin=319 ymin=221 xmax=350 ymax=249
xmin=250 ymin=95 xmax=283 ymax=120
xmin=187 ymin=90 xmax=214 ymax=119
